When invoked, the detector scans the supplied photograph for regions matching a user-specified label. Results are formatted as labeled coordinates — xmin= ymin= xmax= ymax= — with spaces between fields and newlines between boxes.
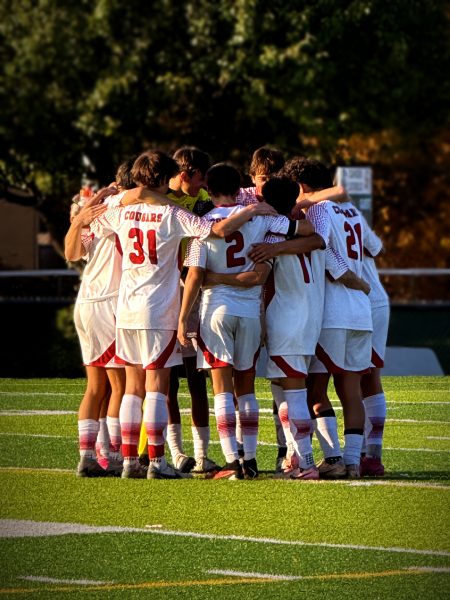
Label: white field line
xmin=206 ymin=569 xmax=301 ymax=581
xmin=0 ymin=432 xmax=73 ymax=439
xmin=0 ymin=410 xmax=76 ymax=416
xmin=2 ymin=519 xmax=449 ymax=558
xmin=19 ymin=575 xmax=111 ymax=586
xmin=427 ymin=436 xmax=450 ymax=441
xmin=403 ymin=566 xmax=450 ymax=573
xmin=0 ymin=392 xmax=80 ymax=396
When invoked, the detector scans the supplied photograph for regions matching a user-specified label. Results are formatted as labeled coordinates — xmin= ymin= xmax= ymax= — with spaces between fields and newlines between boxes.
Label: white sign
xmin=336 ymin=167 xmax=372 ymax=195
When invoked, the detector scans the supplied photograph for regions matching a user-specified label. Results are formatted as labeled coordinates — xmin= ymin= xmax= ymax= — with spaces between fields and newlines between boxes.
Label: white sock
xmin=78 ymin=419 xmax=100 ymax=459
xmin=284 ymin=389 xmax=314 ymax=469
xmin=237 ymin=393 xmax=259 ymax=461
xmin=166 ymin=423 xmax=184 ymax=461
xmin=363 ymin=393 xmax=386 ymax=458
xmin=277 ymin=401 xmax=296 ymax=449
xmin=343 ymin=433 xmax=364 ymax=466
xmin=119 ymin=394 xmax=142 ymax=460
xmin=143 ymin=392 xmax=168 ymax=459
xmin=271 ymin=383 xmax=287 ymax=449
xmin=106 ymin=416 xmax=122 ymax=460
xmin=214 ymin=392 xmax=238 ymax=463
xmin=235 ymin=410 xmax=243 ymax=446
xmin=95 ymin=417 xmax=110 ymax=458
xmin=192 ymin=425 xmax=209 ymax=461
xmin=314 ymin=416 xmax=342 ymax=459
xmin=149 ymin=455 xmax=168 ymax=470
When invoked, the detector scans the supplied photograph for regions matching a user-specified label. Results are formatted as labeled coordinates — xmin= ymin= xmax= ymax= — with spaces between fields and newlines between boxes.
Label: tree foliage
xmin=1 ymin=0 xmax=449 ymax=258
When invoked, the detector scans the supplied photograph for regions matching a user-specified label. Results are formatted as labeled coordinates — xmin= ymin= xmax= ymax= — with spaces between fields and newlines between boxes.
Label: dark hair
xmin=249 ymin=146 xmax=285 ymax=177
xmin=282 ymin=157 xmax=333 ymax=190
xmin=173 ymin=146 xmax=212 ymax=177
xmin=131 ymin=150 xmax=179 ymax=188
xmin=206 ymin=163 xmax=241 ymax=197
xmin=261 ymin=176 xmax=300 ymax=216
xmin=116 ymin=156 xmax=137 ymax=190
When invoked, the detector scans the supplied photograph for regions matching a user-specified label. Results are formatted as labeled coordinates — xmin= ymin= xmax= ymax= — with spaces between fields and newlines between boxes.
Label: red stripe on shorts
xmin=270 ymin=355 xmax=307 ymax=378
xmin=371 ymin=348 xmax=384 ymax=368
xmin=145 ymin=331 xmax=178 ymax=370
xmin=89 ymin=341 xmax=116 ymax=367
xmin=197 ymin=334 xmax=231 ymax=368
xmin=315 ymin=344 xmax=345 ymax=374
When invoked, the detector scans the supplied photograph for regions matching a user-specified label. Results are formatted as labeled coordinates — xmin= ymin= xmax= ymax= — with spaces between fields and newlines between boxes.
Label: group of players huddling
xmin=65 ymin=146 xmax=388 ymax=480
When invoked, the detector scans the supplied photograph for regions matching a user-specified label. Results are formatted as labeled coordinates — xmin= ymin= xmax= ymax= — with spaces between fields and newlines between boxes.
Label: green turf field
xmin=0 ymin=376 xmax=449 ymax=599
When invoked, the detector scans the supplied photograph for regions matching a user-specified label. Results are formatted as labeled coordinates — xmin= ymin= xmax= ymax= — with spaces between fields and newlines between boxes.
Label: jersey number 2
xmin=128 ymin=228 xmax=158 ymax=265
xmin=225 ymin=232 xmax=245 ymax=267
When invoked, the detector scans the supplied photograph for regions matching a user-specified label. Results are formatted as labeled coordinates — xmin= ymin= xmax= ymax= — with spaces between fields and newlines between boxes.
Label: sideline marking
xmin=207 ymin=569 xmax=301 ymax=580
xmin=0 ymin=410 xmax=76 ymax=416
xmin=0 ymin=433 xmax=72 ymax=439
xmin=1 ymin=567 xmax=448 ymax=595
xmin=1 ymin=520 xmax=449 ymax=557
xmin=19 ymin=576 xmax=110 ymax=586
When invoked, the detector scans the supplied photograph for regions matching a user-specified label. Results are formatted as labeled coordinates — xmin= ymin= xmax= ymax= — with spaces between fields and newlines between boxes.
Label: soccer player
xmin=136 ymin=147 xmax=218 ymax=474
xmin=179 ymin=163 xmax=314 ymax=479
xmin=65 ymin=168 xmax=130 ymax=477
xmin=90 ymin=150 xmax=277 ymax=479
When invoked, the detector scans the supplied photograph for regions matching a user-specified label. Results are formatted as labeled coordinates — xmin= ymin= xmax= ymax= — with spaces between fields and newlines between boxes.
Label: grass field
xmin=0 ymin=376 xmax=449 ymax=599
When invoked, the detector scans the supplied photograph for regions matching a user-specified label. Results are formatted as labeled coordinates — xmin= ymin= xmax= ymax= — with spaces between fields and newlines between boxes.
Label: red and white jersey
xmin=264 ymin=206 xmax=343 ymax=356
xmin=317 ymin=200 xmax=382 ymax=331
xmin=90 ymin=202 xmax=212 ymax=330
xmin=185 ymin=204 xmax=295 ymax=319
xmin=363 ymin=256 xmax=389 ymax=308
xmin=76 ymin=194 xmax=124 ymax=304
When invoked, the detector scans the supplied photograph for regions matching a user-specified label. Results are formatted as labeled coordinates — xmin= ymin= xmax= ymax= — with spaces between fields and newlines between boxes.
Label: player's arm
xmin=248 ymin=233 xmax=324 ymax=263
xmin=121 ymin=187 xmax=181 ymax=207
xmin=209 ymin=202 xmax=278 ymax=238
xmin=293 ymin=185 xmax=348 ymax=212
xmin=178 ymin=266 xmax=205 ymax=347
xmin=326 ymin=247 xmax=370 ymax=295
xmin=64 ymin=204 xmax=106 ymax=261
xmin=203 ymin=262 xmax=272 ymax=288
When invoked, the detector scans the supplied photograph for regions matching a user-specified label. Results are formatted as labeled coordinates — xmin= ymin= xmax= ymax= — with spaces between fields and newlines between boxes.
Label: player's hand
xmin=84 ymin=186 xmax=118 ymax=208
xmin=248 ymin=243 xmax=277 ymax=262
xmin=75 ymin=203 xmax=107 ymax=226
xmin=360 ymin=278 xmax=371 ymax=295
xmin=247 ymin=201 xmax=278 ymax=217
xmin=177 ymin=320 xmax=191 ymax=348
xmin=292 ymin=199 xmax=314 ymax=213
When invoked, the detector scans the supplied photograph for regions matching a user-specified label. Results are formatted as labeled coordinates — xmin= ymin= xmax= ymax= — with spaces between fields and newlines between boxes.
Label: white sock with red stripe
xmin=314 ymin=414 xmax=342 ymax=459
xmin=271 ymin=383 xmax=287 ymax=450
xmin=237 ymin=394 xmax=259 ymax=461
xmin=167 ymin=423 xmax=184 ymax=462
xmin=106 ymin=416 xmax=122 ymax=460
xmin=119 ymin=394 xmax=142 ymax=464
xmin=78 ymin=419 xmax=100 ymax=459
xmin=277 ymin=399 xmax=296 ymax=453
xmin=191 ymin=426 xmax=209 ymax=461
xmin=214 ymin=392 xmax=238 ymax=463
xmin=363 ymin=393 xmax=386 ymax=458
xmin=95 ymin=418 xmax=110 ymax=459
xmin=343 ymin=432 xmax=364 ymax=466
xmin=143 ymin=392 xmax=168 ymax=461
xmin=284 ymin=389 xmax=314 ymax=469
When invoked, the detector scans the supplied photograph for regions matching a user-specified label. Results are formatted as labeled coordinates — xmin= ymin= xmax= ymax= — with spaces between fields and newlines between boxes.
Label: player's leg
xmin=95 ymin=392 xmax=111 ymax=469
xmin=105 ymin=366 xmax=126 ymax=475
xmin=184 ymin=356 xmax=219 ymax=473
xmin=234 ymin=369 xmax=259 ymax=479
xmin=360 ymin=367 xmax=386 ymax=476
xmin=120 ymin=363 xmax=146 ymax=478
xmin=77 ymin=365 xmax=109 ymax=477
xmin=166 ymin=366 xmax=196 ymax=473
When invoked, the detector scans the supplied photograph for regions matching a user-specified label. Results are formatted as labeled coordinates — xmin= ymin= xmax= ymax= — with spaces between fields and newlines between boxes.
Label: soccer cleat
xmin=77 ymin=456 xmax=108 ymax=478
xmin=121 ymin=461 xmax=148 ymax=479
xmin=346 ymin=464 xmax=361 ymax=479
xmin=360 ymin=456 xmax=385 ymax=477
xmin=138 ymin=453 xmax=150 ymax=468
xmin=243 ymin=458 xmax=259 ymax=480
xmin=106 ymin=457 xmax=123 ymax=477
xmin=317 ymin=458 xmax=347 ymax=479
xmin=275 ymin=455 xmax=284 ymax=474
xmin=290 ymin=466 xmax=320 ymax=480
xmin=191 ymin=457 xmax=220 ymax=474
xmin=274 ymin=466 xmax=301 ymax=480
xmin=147 ymin=462 xmax=191 ymax=480
xmin=174 ymin=454 xmax=196 ymax=473
xmin=211 ymin=460 xmax=244 ymax=480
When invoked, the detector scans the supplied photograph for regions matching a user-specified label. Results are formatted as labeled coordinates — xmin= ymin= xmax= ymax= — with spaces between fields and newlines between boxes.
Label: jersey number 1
xmin=128 ymin=228 xmax=158 ymax=265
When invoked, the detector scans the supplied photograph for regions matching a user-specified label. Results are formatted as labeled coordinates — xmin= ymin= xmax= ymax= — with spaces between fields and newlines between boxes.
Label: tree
xmin=1 ymin=0 xmax=449 ymax=257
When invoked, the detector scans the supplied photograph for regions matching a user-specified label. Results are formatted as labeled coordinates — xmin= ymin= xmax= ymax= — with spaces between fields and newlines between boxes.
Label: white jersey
xmin=264 ymin=206 xmax=337 ymax=356
xmin=185 ymin=204 xmax=296 ymax=319
xmin=90 ymin=202 xmax=212 ymax=330
xmin=76 ymin=194 xmax=124 ymax=304
xmin=363 ymin=256 xmax=389 ymax=308
xmin=317 ymin=200 xmax=382 ymax=331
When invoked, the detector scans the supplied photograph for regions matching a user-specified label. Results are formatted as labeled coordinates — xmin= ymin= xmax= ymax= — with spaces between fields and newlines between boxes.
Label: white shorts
xmin=309 ymin=328 xmax=372 ymax=374
xmin=116 ymin=329 xmax=182 ymax=370
xmin=197 ymin=313 xmax=261 ymax=372
xmin=74 ymin=298 xmax=123 ymax=368
xmin=266 ymin=355 xmax=312 ymax=379
xmin=371 ymin=305 xmax=390 ymax=367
